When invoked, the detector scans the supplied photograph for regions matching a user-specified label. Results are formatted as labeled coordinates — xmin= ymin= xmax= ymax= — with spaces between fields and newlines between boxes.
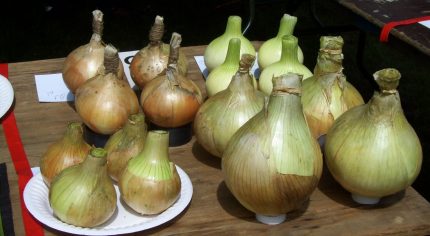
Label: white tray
xmin=0 ymin=74 xmax=14 ymax=118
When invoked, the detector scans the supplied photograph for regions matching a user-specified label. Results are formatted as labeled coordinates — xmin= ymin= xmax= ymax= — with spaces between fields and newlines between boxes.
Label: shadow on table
xmin=216 ymin=181 xmax=310 ymax=223
xmin=191 ymin=141 xmax=221 ymax=170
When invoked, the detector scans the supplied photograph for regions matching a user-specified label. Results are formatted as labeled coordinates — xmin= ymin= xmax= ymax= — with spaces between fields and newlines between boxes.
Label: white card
xmin=419 ymin=20 xmax=430 ymax=29
xmin=34 ymin=50 xmax=138 ymax=102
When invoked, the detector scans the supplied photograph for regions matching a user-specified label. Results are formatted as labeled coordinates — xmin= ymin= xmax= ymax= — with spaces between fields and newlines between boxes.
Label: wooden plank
xmin=1 ymin=44 xmax=430 ymax=235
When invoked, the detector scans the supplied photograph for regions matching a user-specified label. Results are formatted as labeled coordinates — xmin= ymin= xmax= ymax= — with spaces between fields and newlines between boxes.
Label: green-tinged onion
xmin=222 ymin=73 xmax=322 ymax=224
xmin=204 ymin=15 xmax=256 ymax=72
xmin=257 ymin=14 xmax=304 ymax=69
xmin=206 ymin=38 xmax=258 ymax=97
xmin=259 ymin=35 xmax=312 ymax=96
xmin=40 ymin=122 xmax=91 ymax=187
xmin=194 ymin=54 xmax=265 ymax=158
xmin=325 ymin=68 xmax=422 ymax=205
xmin=119 ymin=131 xmax=181 ymax=215
xmin=105 ymin=113 xmax=148 ymax=181
xmin=130 ymin=15 xmax=188 ymax=89
xmin=49 ymin=148 xmax=117 ymax=227
xmin=302 ymin=36 xmax=364 ymax=140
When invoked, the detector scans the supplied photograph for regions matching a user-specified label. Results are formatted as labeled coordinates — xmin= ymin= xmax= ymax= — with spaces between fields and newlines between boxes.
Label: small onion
xmin=204 ymin=15 xmax=256 ymax=72
xmin=259 ymin=35 xmax=312 ymax=96
xmin=194 ymin=54 xmax=265 ymax=157
xmin=130 ymin=15 xmax=188 ymax=89
xmin=119 ymin=130 xmax=181 ymax=215
xmin=105 ymin=113 xmax=148 ymax=181
xmin=62 ymin=10 xmax=125 ymax=93
xmin=40 ymin=122 xmax=91 ymax=186
xmin=222 ymin=73 xmax=322 ymax=224
xmin=75 ymin=44 xmax=139 ymax=135
xmin=257 ymin=14 xmax=304 ymax=69
xmin=140 ymin=33 xmax=203 ymax=128
xmin=301 ymin=36 xmax=364 ymax=140
xmin=325 ymin=68 xmax=422 ymax=204
xmin=49 ymin=148 xmax=117 ymax=227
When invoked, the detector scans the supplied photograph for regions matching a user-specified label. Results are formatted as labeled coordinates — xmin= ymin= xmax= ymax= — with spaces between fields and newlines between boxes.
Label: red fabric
xmin=380 ymin=16 xmax=430 ymax=42
xmin=0 ymin=64 xmax=45 ymax=236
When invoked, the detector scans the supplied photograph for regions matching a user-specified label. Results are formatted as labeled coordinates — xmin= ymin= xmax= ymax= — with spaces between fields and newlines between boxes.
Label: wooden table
xmin=337 ymin=0 xmax=430 ymax=56
xmin=1 ymin=44 xmax=430 ymax=235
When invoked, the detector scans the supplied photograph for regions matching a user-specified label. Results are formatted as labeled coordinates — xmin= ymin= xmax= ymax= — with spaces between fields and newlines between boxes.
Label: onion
xmin=130 ymin=15 xmax=188 ymax=89
xmin=62 ymin=10 xmax=125 ymax=93
xmin=75 ymin=44 xmax=139 ymax=135
xmin=259 ymin=35 xmax=312 ymax=95
xmin=40 ymin=122 xmax=91 ymax=187
xmin=301 ymin=36 xmax=364 ymax=140
xmin=257 ymin=14 xmax=304 ymax=69
xmin=194 ymin=54 xmax=265 ymax=157
xmin=204 ymin=15 xmax=256 ymax=72
xmin=222 ymin=73 xmax=322 ymax=224
xmin=105 ymin=113 xmax=147 ymax=181
xmin=140 ymin=33 xmax=203 ymax=128
xmin=49 ymin=148 xmax=117 ymax=227
xmin=325 ymin=68 xmax=422 ymax=204
xmin=119 ymin=130 xmax=181 ymax=215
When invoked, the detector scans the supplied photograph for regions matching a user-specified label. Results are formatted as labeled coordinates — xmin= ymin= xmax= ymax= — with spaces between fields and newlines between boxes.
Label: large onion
xmin=194 ymin=54 xmax=265 ymax=157
xmin=130 ymin=15 xmax=188 ymax=89
xmin=222 ymin=73 xmax=322 ymax=224
xmin=140 ymin=33 xmax=203 ymax=128
xmin=75 ymin=44 xmax=139 ymax=135
xmin=325 ymin=68 xmax=422 ymax=205
xmin=62 ymin=10 xmax=125 ymax=93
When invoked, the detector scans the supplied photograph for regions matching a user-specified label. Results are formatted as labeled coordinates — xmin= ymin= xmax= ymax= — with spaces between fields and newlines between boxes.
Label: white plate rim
xmin=24 ymin=166 xmax=193 ymax=235
xmin=0 ymin=74 xmax=14 ymax=118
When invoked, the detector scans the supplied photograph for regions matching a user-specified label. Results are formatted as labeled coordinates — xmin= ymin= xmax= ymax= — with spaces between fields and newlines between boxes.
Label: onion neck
xmin=314 ymin=36 xmax=344 ymax=75
xmin=279 ymin=35 xmax=300 ymax=64
xmin=224 ymin=16 xmax=243 ymax=36
xmin=63 ymin=122 xmax=86 ymax=145
xmin=276 ymin=14 xmax=297 ymax=38
xmin=223 ymin=38 xmax=241 ymax=66
xmin=82 ymin=148 xmax=108 ymax=173
xmin=92 ymin=10 xmax=103 ymax=38
xmin=123 ymin=113 xmax=146 ymax=135
xmin=149 ymin=15 xmax=164 ymax=44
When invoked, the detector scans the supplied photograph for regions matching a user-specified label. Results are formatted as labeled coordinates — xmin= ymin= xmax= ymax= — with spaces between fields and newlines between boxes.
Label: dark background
xmin=1 ymin=0 xmax=429 ymax=201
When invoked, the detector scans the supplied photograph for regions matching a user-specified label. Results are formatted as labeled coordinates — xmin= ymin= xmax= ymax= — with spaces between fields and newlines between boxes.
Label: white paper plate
xmin=24 ymin=166 xmax=193 ymax=235
xmin=0 ymin=74 xmax=14 ymax=118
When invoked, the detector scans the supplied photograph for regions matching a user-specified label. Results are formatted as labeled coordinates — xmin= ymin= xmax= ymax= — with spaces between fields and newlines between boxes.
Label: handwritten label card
xmin=34 ymin=50 xmax=139 ymax=103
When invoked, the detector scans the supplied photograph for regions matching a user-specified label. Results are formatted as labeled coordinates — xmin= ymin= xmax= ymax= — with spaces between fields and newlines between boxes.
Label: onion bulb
xmin=302 ymin=36 xmax=364 ymax=140
xmin=119 ymin=130 xmax=181 ymax=214
xmin=75 ymin=44 xmax=139 ymax=135
xmin=49 ymin=148 xmax=117 ymax=227
xmin=325 ymin=68 xmax=422 ymax=204
xmin=194 ymin=54 xmax=265 ymax=157
xmin=259 ymin=35 xmax=312 ymax=96
xmin=257 ymin=14 xmax=304 ymax=69
xmin=206 ymin=38 xmax=258 ymax=97
xmin=222 ymin=73 xmax=322 ymax=224
xmin=105 ymin=113 xmax=148 ymax=181
xmin=140 ymin=33 xmax=203 ymax=128
xmin=40 ymin=122 xmax=91 ymax=187
xmin=204 ymin=15 xmax=256 ymax=72
xmin=130 ymin=15 xmax=188 ymax=89
xmin=62 ymin=10 xmax=125 ymax=93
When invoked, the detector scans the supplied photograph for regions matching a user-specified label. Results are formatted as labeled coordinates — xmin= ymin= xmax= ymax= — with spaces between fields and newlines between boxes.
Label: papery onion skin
xmin=257 ymin=14 xmax=304 ymax=69
xmin=140 ymin=33 xmax=203 ymax=128
xmin=119 ymin=131 xmax=181 ymax=215
xmin=325 ymin=68 xmax=422 ymax=199
xmin=130 ymin=15 xmax=188 ymax=89
xmin=195 ymin=54 xmax=265 ymax=157
xmin=222 ymin=73 xmax=322 ymax=216
xmin=302 ymin=36 xmax=364 ymax=139
xmin=40 ymin=122 xmax=91 ymax=187
xmin=75 ymin=45 xmax=139 ymax=135
xmin=49 ymin=148 xmax=117 ymax=227
xmin=259 ymin=35 xmax=312 ymax=96
xmin=105 ymin=113 xmax=147 ymax=181
xmin=204 ymin=15 xmax=256 ymax=72
xmin=62 ymin=10 xmax=125 ymax=93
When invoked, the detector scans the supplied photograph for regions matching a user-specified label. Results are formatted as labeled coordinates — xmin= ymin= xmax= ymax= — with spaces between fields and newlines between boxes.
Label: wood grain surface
xmin=1 ymin=43 xmax=430 ymax=236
